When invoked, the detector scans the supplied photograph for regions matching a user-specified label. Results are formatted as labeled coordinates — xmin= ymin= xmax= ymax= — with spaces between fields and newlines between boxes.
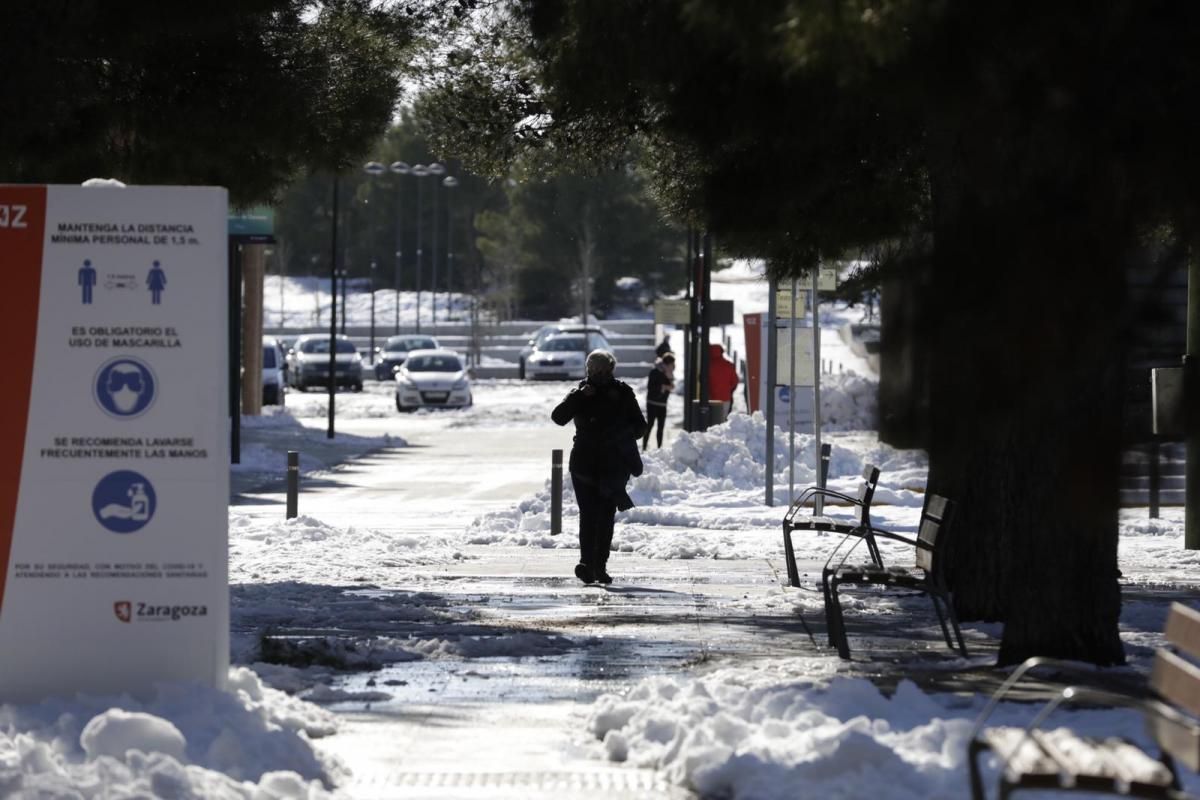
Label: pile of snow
xmin=465 ymin=414 xmax=928 ymax=558
xmin=819 ymin=370 xmax=878 ymax=430
xmin=230 ymin=512 xmax=465 ymax=587
xmin=0 ymin=667 xmax=340 ymax=798
xmin=585 ymin=663 xmax=1187 ymax=800
xmin=236 ymin=406 xmax=399 ymax=478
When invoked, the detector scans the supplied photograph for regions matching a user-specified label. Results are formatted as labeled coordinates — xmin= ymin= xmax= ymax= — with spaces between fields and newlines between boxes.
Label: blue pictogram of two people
xmin=78 ymin=259 xmax=167 ymax=304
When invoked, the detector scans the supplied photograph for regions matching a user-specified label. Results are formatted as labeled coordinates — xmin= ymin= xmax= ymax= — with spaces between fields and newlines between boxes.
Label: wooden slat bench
xmin=822 ymin=493 xmax=967 ymax=659
xmin=968 ymin=601 xmax=1200 ymax=799
xmin=781 ymin=462 xmax=883 ymax=587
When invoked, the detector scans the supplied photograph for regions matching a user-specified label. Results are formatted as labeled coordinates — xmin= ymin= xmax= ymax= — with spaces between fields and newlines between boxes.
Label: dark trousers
xmin=643 ymin=404 xmax=666 ymax=450
xmin=573 ymin=476 xmax=616 ymax=569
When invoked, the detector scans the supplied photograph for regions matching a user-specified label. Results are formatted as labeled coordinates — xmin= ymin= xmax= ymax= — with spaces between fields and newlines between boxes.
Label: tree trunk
xmin=926 ymin=156 xmax=1127 ymax=666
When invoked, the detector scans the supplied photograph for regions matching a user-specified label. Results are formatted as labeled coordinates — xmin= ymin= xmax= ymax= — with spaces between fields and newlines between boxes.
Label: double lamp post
xmin=361 ymin=160 xmax=459 ymax=350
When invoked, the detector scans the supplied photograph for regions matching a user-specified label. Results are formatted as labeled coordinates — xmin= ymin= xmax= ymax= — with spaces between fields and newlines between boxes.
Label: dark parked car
xmin=287 ymin=334 xmax=363 ymax=392
xmin=373 ymin=335 xmax=440 ymax=380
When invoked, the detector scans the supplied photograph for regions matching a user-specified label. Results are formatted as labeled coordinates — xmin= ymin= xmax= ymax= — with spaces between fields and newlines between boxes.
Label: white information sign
xmin=773 ymin=385 xmax=815 ymax=429
xmin=817 ymin=266 xmax=837 ymax=292
xmin=654 ymin=299 xmax=691 ymax=325
xmin=773 ymin=289 xmax=808 ymax=319
xmin=0 ymin=184 xmax=229 ymax=700
xmin=775 ymin=329 xmax=815 ymax=384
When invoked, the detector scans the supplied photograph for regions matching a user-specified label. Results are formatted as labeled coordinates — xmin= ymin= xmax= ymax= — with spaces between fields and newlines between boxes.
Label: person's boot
xmin=594 ymin=566 xmax=613 ymax=585
xmin=574 ymin=563 xmax=595 ymax=584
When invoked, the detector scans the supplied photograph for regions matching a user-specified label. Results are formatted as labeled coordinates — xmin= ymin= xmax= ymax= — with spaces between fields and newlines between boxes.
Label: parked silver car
xmin=524 ymin=332 xmax=612 ymax=380
xmin=518 ymin=325 xmax=610 ymax=379
xmin=394 ymin=350 xmax=473 ymax=411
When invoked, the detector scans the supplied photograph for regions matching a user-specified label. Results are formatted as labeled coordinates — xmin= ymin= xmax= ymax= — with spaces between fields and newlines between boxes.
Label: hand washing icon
xmin=92 ymin=471 xmax=156 ymax=533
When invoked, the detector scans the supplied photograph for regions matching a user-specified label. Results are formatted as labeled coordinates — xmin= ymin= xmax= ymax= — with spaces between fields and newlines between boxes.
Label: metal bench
xmin=781 ymin=460 xmax=883 ymax=587
xmin=968 ymin=601 xmax=1200 ymax=799
xmin=822 ymin=493 xmax=967 ymax=659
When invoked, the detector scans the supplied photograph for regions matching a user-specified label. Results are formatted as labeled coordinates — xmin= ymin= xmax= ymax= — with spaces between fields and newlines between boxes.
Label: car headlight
xmin=452 ymin=378 xmax=468 ymax=390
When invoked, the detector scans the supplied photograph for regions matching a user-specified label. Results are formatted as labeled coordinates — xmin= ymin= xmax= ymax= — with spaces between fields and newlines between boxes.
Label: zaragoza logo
xmin=114 ymin=601 xmax=132 ymax=623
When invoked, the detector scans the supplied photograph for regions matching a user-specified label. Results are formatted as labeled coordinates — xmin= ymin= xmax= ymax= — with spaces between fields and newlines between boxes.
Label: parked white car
xmin=524 ymin=332 xmax=612 ymax=380
xmin=394 ymin=349 xmax=473 ymax=411
xmin=262 ymin=336 xmax=286 ymax=406
xmin=518 ymin=325 xmax=610 ymax=379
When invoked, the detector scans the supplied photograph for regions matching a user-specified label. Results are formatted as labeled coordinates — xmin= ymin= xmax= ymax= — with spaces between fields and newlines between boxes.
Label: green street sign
xmin=228 ymin=206 xmax=275 ymax=241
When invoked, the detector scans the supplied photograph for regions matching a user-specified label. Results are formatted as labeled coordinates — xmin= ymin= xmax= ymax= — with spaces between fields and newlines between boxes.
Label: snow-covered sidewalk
xmin=6 ymin=264 xmax=1199 ymax=798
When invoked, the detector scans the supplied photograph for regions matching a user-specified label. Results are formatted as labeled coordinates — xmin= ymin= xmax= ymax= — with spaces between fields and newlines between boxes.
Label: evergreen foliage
xmin=0 ymin=0 xmax=418 ymax=205
xmin=419 ymin=0 xmax=1200 ymax=664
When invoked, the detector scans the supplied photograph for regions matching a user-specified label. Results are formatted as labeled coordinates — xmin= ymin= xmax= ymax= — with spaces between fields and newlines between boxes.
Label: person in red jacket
xmin=707 ymin=343 xmax=739 ymax=424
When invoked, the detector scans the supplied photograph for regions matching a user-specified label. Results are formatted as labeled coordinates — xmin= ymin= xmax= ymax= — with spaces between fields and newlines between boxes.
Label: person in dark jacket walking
xmin=551 ymin=350 xmax=647 ymax=585
xmin=643 ymin=352 xmax=675 ymax=451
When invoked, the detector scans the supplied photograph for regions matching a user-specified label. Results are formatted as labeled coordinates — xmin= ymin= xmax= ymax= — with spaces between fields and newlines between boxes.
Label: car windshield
xmin=406 ymin=355 xmax=463 ymax=372
xmin=387 ymin=336 xmax=436 ymax=351
xmin=542 ymin=336 xmax=587 ymax=352
xmin=262 ymin=346 xmax=277 ymax=368
xmin=534 ymin=327 xmax=562 ymax=345
xmin=300 ymin=338 xmax=357 ymax=354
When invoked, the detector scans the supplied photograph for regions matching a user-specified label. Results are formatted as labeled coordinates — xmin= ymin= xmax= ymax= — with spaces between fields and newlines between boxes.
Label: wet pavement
xmin=230 ymin=418 xmax=1012 ymax=799
xmin=312 ymin=549 xmax=795 ymax=800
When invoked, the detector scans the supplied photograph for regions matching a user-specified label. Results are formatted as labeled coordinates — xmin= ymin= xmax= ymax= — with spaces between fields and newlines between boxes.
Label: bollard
xmin=815 ymin=443 xmax=832 ymax=516
xmin=1149 ymin=440 xmax=1161 ymax=520
xmin=286 ymin=450 xmax=299 ymax=519
xmin=550 ymin=449 xmax=563 ymax=535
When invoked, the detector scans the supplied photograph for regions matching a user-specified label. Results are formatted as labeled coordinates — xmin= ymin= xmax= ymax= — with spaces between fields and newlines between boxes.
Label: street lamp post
xmin=442 ymin=175 xmax=459 ymax=322
xmin=427 ymin=163 xmax=446 ymax=324
xmin=327 ymin=174 xmax=340 ymax=440
xmin=390 ymin=161 xmax=411 ymax=334
xmin=339 ymin=268 xmax=348 ymax=334
xmin=411 ymin=164 xmax=429 ymax=332
xmin=369 ymin=260 xmax=377 ymax=363
xmin=363 ymin=161 xmax=386 ymax=363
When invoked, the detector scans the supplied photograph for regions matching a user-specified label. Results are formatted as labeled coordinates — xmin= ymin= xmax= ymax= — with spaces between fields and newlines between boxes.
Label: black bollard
xmin=1149 ymin=440 xmax=1161 ymax=520
xmin=551 ymin=449 xmax=563 ymax=535
xmin=815 ymin=443 xmax=832 ymax=516
xmin=286 ymin=450 xmax=299 ymax=519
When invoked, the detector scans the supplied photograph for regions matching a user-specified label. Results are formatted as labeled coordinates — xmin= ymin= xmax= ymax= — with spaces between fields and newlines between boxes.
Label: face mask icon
xmin=107 ymin=366 xmax=145 ymax=413
xmin=95 ymin=358 xmax=156 ymax=418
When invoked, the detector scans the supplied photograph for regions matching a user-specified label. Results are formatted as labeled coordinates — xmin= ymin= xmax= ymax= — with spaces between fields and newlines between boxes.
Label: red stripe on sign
xmin=0 ymin=186 xmax=46 ymax=617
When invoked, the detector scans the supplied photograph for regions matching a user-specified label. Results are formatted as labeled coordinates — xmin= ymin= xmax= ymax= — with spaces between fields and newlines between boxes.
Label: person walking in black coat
xmin=643 ymin=352 xmax=675 ymax=450
xmin=551 ymin=350 xmax=646 ymax=585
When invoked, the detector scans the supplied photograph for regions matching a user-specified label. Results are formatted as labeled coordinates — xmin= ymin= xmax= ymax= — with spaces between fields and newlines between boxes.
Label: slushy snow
xmin=0 ymin=668 xmax=340 ymax=798
xmin=5 ymin=263 xmax=1195 ymax=799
